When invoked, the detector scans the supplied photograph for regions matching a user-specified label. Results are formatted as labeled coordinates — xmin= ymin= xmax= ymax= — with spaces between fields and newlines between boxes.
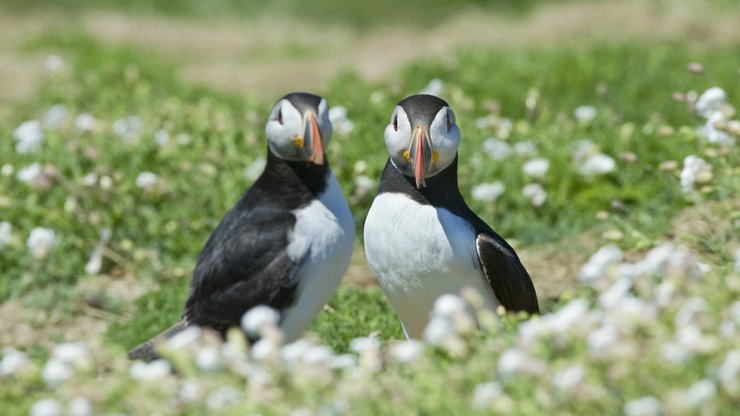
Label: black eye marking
xmin=277 ymin=109 xmax=283 ymax=125
xmin=392 ymin=114 xmax=398 ymax=131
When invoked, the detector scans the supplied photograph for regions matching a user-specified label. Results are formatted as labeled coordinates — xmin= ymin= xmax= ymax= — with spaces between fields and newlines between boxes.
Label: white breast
xmin=280 ymin=172 xmax=355 ymax=342
xmin=364 ymin=193 xmax=499 ymax=338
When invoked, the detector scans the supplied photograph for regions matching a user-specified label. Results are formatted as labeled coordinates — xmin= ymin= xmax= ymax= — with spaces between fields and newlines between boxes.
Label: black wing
xmin=182 ymin=198 xmax=303 ymax=333
xmin=476 ymin=233 xmax=539 ymax=314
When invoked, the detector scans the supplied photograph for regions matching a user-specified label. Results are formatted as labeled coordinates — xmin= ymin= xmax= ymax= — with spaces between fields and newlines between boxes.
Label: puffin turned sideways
xmin=129 ymin=92 xmax=355 ymax=360
xmin=364 ymin=94 xmax=539 ymax=339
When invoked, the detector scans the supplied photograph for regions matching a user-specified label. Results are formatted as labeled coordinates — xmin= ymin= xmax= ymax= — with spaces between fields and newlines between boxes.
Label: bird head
xmin=265 ymin=92 xmax=332 ymax=165
xmin=384 ymin=94 xmax=460 ymax=188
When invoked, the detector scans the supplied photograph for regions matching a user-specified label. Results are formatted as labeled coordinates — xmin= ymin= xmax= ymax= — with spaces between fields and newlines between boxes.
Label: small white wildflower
xmin=27 ymin=227 xmax=57 ymax=259
xmin=683 ymin=379 xmax=716 ymax=408
xmin=624 ymin=396 xmax=663 ymax=416
xmin=587 ymin=324 xmax=618 ymax=356
xmin=74 ymin=113 xmax=96 ymax=133
xmin=735 ymin=248 xmax=740 ymax=272
xmin=135 ymin=172 xmax=159 ymax=189
xmin=522 ymin=183 xmax=547 ymax=207
xmin=472 ymin=181 xmax=505 ymax=202
xmin=82 ymin=173 xmax=97 ymax=186
xmin=244 ymin=158 xmax=267 ymax=181
xmin=331 ymin=354 xmax=358 ymax=369
xmin=113 ymin=116 xmax=143 ymax=141
xmin=44 ymin=55 xmax=66 ymax=73
xmin=329 ymin=106 xmax=354 ymax=136
xmin=389 ymin=340 xmax=423 ymax=364
xmin=354 ymin=175 xmax=375 ymax=195
xmin=574 ymin=105 xmax=597 ymax=123
xmin=14 ymin=120 xmax=44 ymax=154
xmin=350 ymin=336 xmax=381 ymax=355
xmin=241 ymin=305 xmax=280 ymax=338
xmin=251 ymin=338 xmax=279 ymax=361
xmin=522 ymin=158 xmax=549 ymax=179
xmin=599 ymin=277 xmax=632 ymax=308
xmin=179 ymin=379 xmax=202 ymax=403
xmin=420 ymin=79 xmax=444 ymax=96
xmin=176 ymin=133 xmax=192 ymax=145
xmin=552 ymin=364 xmax=584 ymax=391
xmin=42 ymin=358 xmax=73 ymax=385
xmin=206 ymin=386 xmax=241 ymax=411
xmin=674 ymin=297 xmax=707 ymax=328
xmin=302 ymin=345 xmax=334 ymax=366
xmin=716 ymin=350 xmax=740 ymax=393
xmin=166 ymin=326 xmax=202 ymax=350
xmin=154 ymin=129 xmax=170 ymax=147
xmin=68 ymin=397 xmax=92 ymax=416
xmin=482 ymin=138 xmax=512 ymax=160
xmin=129 ymin=359 xmax=171 ymax=381
xmin=280 ymin=339 xmax=311 ymax=364
xmin=695 ymin=87 xmax=728 ymax=118
xmin=513 ymin=140 xmax=537 ymax=156
xmin=579 ymin=245 xmax=623 ymax=285
xmin=497 ymin=348 xmax=528 ymax=376
xmin=661 ymin=341 xmax=690 ymax=364
xmin=697 ymin=112 xmax=735 ymax=146
xmin=579 ymin=153 xmax=615 ymax=176
xmin=0 ymin=222 xmax=12 ymax=249
xmin=730 ymin=301 xmax=740 ymax=324
xmin=0 ymin=348 xmax=29 ymax=376
xmin=471 ymin=381 xmax=503 ymax=410
xmin=43 ymin=105 xmax=67 ymax=129
xmin=549 ymin=298 xmax=588 ymax=332
xmin=52 ymin=342 xmax=89 ymax=366
xmin=1 ymin=163 xmax=13 ymax=177
xmin=16 ymin=163 xmax=43 ymax=184
xmin=423 ymin=316 xmax=455 ymax=345
xmin=680 ymin=155 xmax=713 ymax=193
xmin=30 ymin=398 xmax=63 ymax=416
xmin=432 ymin=294 xmax=467 ymax=319
xmin=84 ymin=247 xmax=103 ymax=275
xmin=195 ymin=346 xmax=221 ymax=371
xmin=99 ymin=175 xmax=113 ymax=190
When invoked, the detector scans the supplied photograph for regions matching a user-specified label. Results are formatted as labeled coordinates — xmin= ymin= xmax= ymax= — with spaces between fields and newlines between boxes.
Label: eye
xmin=446 ymin=109 xmax=455 ymax=131
xmin=277 ymin=108 xmax=283 ymax=125
xmin=392 ymin=114 xmax=398 ymax=131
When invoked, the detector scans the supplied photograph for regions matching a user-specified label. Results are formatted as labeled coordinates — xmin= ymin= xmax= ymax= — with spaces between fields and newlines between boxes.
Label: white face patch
xmin=264 ymin=98 xmax=332 ymax=162
xmin=384 ymin=105 xmax=460 ymax=180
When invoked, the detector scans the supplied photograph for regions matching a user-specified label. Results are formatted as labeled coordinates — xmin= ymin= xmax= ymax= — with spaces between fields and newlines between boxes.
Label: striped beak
xmin=409 ymin=125 xmax=433 ymax=188
xmin=304 ymin=112 xmax=324 ymax=165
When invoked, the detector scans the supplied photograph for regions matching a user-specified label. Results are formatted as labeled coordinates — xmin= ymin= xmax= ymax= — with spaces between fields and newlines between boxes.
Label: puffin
xmin=129 ymin=92 xmax=355 ymax=360
xmin=363 ymin=94 xmax=539 ymax=339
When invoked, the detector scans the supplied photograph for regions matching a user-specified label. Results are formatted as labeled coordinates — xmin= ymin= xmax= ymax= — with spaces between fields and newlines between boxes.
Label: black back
xmin=378 ymin=157 xmax=539 ymax=313
xmin=182 ymin=149 xmax=329 ymax=333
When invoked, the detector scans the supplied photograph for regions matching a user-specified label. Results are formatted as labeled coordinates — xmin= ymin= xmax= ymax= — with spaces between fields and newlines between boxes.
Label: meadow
xmin=1 ymin=1 xmax=739 ymax=414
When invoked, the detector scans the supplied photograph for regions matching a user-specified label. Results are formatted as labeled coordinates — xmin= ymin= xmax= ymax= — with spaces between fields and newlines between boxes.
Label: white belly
xmin=364 ymin=193 xmax=499 ymax=338
xmin=280 ymin=172 xmax=355 ymax=341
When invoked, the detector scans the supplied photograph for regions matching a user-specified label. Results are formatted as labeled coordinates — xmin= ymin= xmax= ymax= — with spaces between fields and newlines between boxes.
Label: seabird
xmin=129 ymin=92 xmax=355 ymax=360
xmin=363 ymin=94 xmax=539 ymax=338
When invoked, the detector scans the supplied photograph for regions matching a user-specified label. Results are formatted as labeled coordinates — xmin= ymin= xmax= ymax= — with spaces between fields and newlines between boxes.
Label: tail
xmin=127 ymin=320 xmax=190 ymax=361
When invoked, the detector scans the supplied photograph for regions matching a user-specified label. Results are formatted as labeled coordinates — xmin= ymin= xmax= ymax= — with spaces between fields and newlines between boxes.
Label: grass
xmin=0 ymin=7 xmax=739 ymax=413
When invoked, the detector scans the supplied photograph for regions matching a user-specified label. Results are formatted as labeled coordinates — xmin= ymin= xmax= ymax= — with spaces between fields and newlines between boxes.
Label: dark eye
xmin=392 ymin=114 xmax=398 ymax=131
xmin=446 ymin=109 xmax=455 ymax=131
xmin=447 ymin=115 xmax=452 ymax=131
xmin=277 ymin=109 xmax=283 ymax=125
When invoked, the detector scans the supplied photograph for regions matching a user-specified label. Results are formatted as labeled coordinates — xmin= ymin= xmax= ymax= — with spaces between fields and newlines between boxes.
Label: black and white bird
xmin=364 ymin=94 xmax=539 ymax=339
xmin=129 ymin=92 xmax=355 ymax=360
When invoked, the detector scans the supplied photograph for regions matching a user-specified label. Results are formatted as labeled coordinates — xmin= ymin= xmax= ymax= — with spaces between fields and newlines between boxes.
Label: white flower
xmin=179 ymin=379 xmax=202 ymax=403
xmin=735 ymin=248 xmax=740 ymax=272
xmin=84 ymin=247 xmax=103 ymax=275
xmin=74 ymin=113 xmax=96 ymax=133
xmin=683 ymin=379 xmax=716 ymax=408
xmin=154 ymin=129 xmax=170 ymax=147
xmin=389 ymin=340 xmax=423 ymax=364
xmin=423 ymin=316 xmax=455 ymax=345
xmin=513 ymin=140 xmax=537 ymax=156
xmin=420 ymin=79 xmax=444 ymax=96
xmin=30 ymin=398 xmax=63 ymax=416
xmin=579 ymin=153 xmax=615 ymax=176
xmin=302 ymin=345 xmax=334 ymax=366
xmin=695 ymin=87 xmax=728 ymax=118
xmin=17 ymin=163 xmax=43 ymax=184
xmin=329 ymin=106 xmax=354 ymax=136
xmin=579 ymin=245 xmax=623 ymax=285
xmin=350 ymin=336 xmax=381 ymax=355
xmin=624 ymin=396 xmax=663 ymax=416
xmin=0 ymin=348 xmax=29 ymax=376
xmin=574 ymin=105 xmax=598 ymax=123
xmin=99 ymin=175 xmax=113 ymax=190
xmin=587 ymin=324 xmax=618 ymax=356
xmin=241 ymin=305 xmax=280 ymax=338
xmin=552 ymin=364 xmax=584 ymax=391
xmin=53 ymin=342 xmax=89 ymax=367
xmin=1 ymin=163 xmax=13 ymax=176
xmin=196 ymin=346 xmax=221 ymax=371
xmin=27 ymin=227 xmax=57 ymax=259
xmin=481 ymin=138 xmax=512 ymax=160
xmin=68 ymin=397 xmax=93 ymax=416
xmin=281 ymin=339 xmax=311 ymax=364
xmin=244 ymin=158 xmax=266 ymax=181
xmin=176 ymin=133 xmax=192 ymax=145
xmin=206 ymin=386 xmax=241 ymax=411
xmin=129 ymin=359 xmax=171 ymax=381
xmin=45 ymin=54 xmax=66 ymax=73
xmin=599 ymin=277 xmax=632 ymax=308
xmin=697 ymin=112 xmax=735 ymax=146
xmin=0 ymin=222 xmax=12 ymax=249
xmin=522 ymin=158 xmax=549 ymax=179
xmin=674 ymin=297 xmax=707 ymax=328
xmin=113 ymin=116 xmax=143 ymax=141
xmin=42 ymin=358 xmax=73 ymax=385
xmin=717 ymin=350 xmax=740 ymax=393
xmin=14 ymin=120 xmax=44 ymax=153
xmin=135 ymin=172 xmax=159 ymax=189
xmin=354 ymin=175 xmax=375 ymax=197
xmin=497 ymin=348 xmax=529 ymax=376
xmin=522 ymin=183 xmax=547 ymax=207
xmin=82 ymin=173 xmax=98 ymax=186
xmin=471 ymin=381 xmax=503 ymax=410
xmin=251 ymin=338 xmax=279 ymax=361
xmin=472 ymin=181 xmax=505 ymax=202
xmin=167 ymin=326 xmax=202 ymax=350
xmin=679 ymin=155 xmax=713 ymax=193
xmin=330 ymin=354 xmax=358 ymax=369
xmin=431 ymin=294 xmax=467 ymax=319
xmin=548 ymin=299 xmax=588 ymax=332
xmin=43 ymin=105 xmax=67 ymax=129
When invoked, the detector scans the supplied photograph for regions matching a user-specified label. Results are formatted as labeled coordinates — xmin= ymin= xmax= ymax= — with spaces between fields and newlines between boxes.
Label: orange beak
xmin=306 ymin=112 xmax=324 ymax=165
xmin=409 ymin=125 xmax=432 ymax=188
